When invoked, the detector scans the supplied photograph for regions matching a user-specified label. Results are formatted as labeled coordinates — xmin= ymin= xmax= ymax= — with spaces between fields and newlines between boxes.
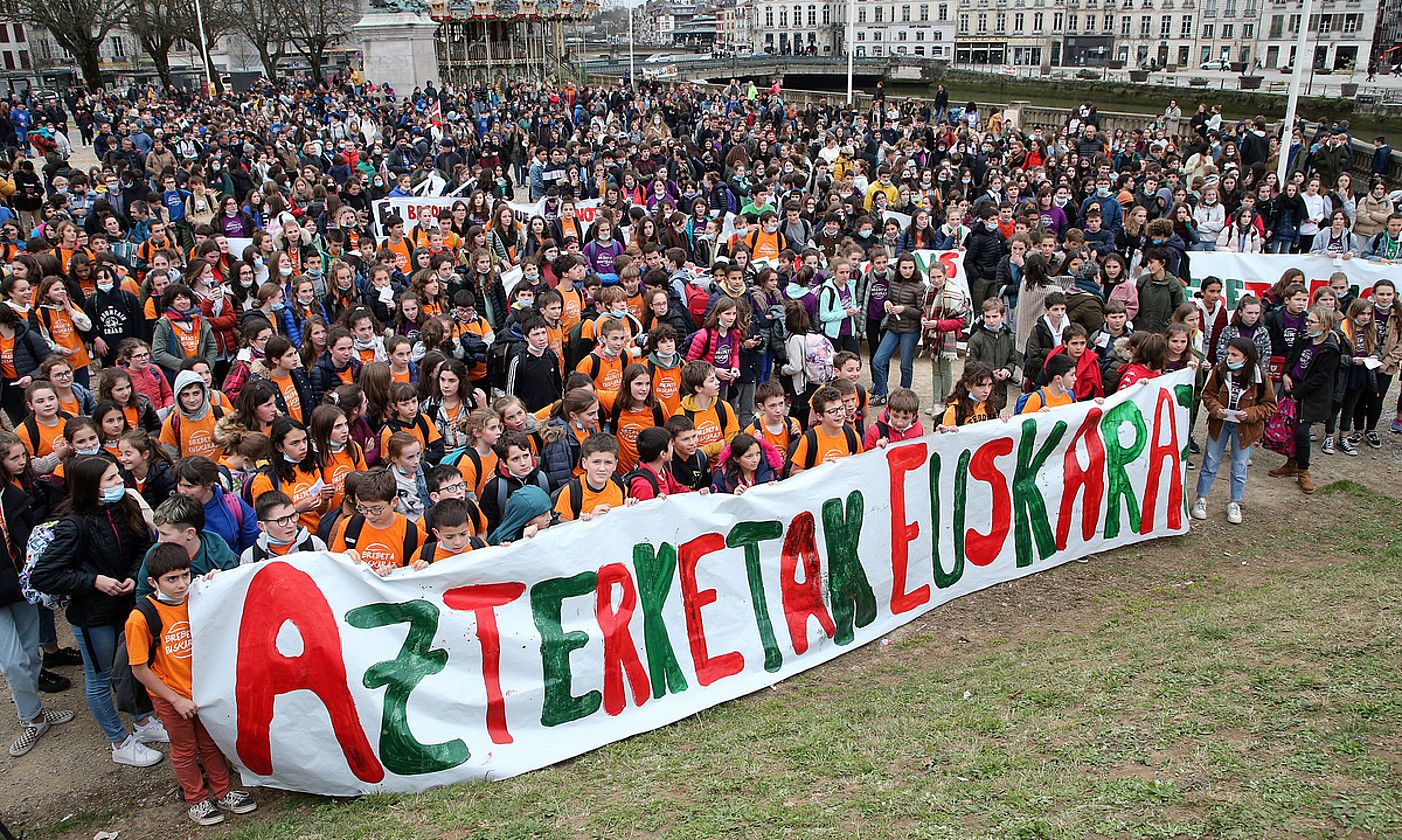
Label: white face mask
xmin=279 ymin=264 xmax=294 ymax=278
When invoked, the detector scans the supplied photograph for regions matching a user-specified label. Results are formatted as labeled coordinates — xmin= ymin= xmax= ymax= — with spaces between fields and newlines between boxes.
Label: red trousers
xmin=151 ymin=695 xmax=234 ymax=804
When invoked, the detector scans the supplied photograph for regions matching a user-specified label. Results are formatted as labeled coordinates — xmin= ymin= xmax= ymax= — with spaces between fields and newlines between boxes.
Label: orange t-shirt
xmin=745 ymin=416 xmax=799 ymax=454
xmin=380 ymin=414 xmax=442 ymax=458
xmin=331 ymin=513 xmax=421 ymax=574
xmin=1017 ymin=387 xmax=1076 ymax=414
xmin=159 ymin=410 xmax=220 ymax=459
xmin=270 ymin=371 xmax=303 ymax=422
xmin=673 ymin=399 xmax=738 ymax=461
xmin=0 ymin=333 xmax=15 ymax=378
xmin=455 ymin=448 xmax=499 ymax=498
xmin=321 ymin=444 xmax=365 ymax=512
xmin=21 ymin=414 xmax=67 ymax=459
xmin=613 ymin=405 xmax=662 ymax=473
xmin=38 ymin=307 xmax=90 ymax=368
xmin=250 ymin=465 xmax=324 ymax=529
xmin=557 ymin=285 xmax=585 ymax=332
xmin=385 ymin=239 xmax=412 ymax=273
xmin=789 ymin=425 xmax=864 ymax=468
xmin=168 ymin=317 xmax=202 ymax=357
xmin=649 ymin=362 xmax=683 ymax=415
xmin=553 ymin=476 xmax=627 ymax=521
xmin=390 ymin=367 xmax=413 ymax=385
xmin=577 ymin=352 xmax=624 ymax=394
xmin=57 ymin=390 xmax=82 ymax=418
xmin=459 ymin=317 xmax=492 ymax=381
xmin=125 ymin=596 xmax=194 ymax=699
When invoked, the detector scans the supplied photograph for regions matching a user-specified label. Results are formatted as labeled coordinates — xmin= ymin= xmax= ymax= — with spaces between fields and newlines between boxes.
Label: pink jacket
xmin=864 ymin=409 xmax=926 ymax=448
xmin=128 ymin=363 xmax=173 ymax=410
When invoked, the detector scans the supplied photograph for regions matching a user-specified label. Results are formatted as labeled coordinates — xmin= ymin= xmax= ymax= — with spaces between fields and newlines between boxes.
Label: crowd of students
xmin=0 ymin=73 xmax=1396 ymax=828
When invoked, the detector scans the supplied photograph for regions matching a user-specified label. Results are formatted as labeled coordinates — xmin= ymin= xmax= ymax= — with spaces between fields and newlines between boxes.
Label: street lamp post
xmin=1277 ymin=0 xmax=1314 ymax=188
xmin=845 ymin=0 xmax=855 ymax=102
xmin=192 ymin=0 xmax=214 ymax=93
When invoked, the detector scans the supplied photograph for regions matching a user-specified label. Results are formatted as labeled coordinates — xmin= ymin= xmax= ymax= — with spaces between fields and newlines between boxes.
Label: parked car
xmin=1200 ymin=59 xmax=1232 ymax=70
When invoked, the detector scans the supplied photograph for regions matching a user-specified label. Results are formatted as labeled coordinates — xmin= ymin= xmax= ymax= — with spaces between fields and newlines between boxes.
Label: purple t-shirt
xmin=865 ymin=270 xmax=890 ymax=320
xmin=838 ymin=285 xmax=855 ymax=337
xmin=1290 ymin=342 xmax=1316 ymax=380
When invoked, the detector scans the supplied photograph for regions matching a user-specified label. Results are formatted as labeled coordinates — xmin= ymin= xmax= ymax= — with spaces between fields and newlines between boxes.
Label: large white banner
xmin=1187 ymin=252 xmax=1395 ymax=305
xmin=373 ymin=196 xmax=601 ymax=237
xmin=189 ymin=372 xmax=1193 ymax=796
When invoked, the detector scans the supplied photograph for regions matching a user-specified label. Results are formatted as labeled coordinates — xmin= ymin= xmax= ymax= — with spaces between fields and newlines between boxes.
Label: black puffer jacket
xmin=30 ymin=503 xmax=152 ymax=627
xmin=0 ymin=320 xmax=53 ymax=402
xmin=962 ymin=224 xmax=1007 ymax=285
xmin=1285 ymin=333 xmax=1342 ymax=425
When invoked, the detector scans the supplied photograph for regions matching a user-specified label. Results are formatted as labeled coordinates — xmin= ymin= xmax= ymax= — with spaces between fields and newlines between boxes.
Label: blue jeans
xmin=872 ymin=330 xmax=919 ymax=396
xmin=0 ymin=601 xmax=43 ymax=722
xmin=1195 ymin=424 xmax=1250 ymax=502
xmin=72 ymin=622 xmax=150 ymax=743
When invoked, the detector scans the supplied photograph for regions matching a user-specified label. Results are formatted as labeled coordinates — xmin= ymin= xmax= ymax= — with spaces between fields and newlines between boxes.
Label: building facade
xmin=853 ymin=0 xmax=956 ymax=60
xmin=1259 ymin=0 xmax=1377 ymax=71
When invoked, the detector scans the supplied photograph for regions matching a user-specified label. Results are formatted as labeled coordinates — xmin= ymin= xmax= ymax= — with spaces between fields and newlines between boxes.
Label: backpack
xmin=20 ymin=519 xmax=67 ymax=611
xmin=564 ymin=319 xmax=593 ymax=371
xmin=340 ymin=514 xmax=420 ymax=565
xmin=1262 ymin=396 xmax=1297 ymax=457
xmin=112 ymin=598 xmax=160 ymax=717
xmin=685 ymin=284 xmax=711 ymax=327
xmin=1013 ymin=388 xmax=1049 ymax=415
xmin=802 ymin=333 xmax=837 ymax=385
xmin=238 ymin=467 xmax=276 ymax=507
xmin=787 ymin=426 xmax=860 ymax=474
xmin=622 ymin=466 xmax=661 ymax=499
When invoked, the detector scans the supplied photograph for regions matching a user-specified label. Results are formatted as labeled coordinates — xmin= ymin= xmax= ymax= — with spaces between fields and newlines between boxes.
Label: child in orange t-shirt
xmin=127 ymin=544 xmax=258 ymax=824
xmin=330 ymin=467 xmax=422 ymax=574
xmin=788 ymin=385 xmax=864 ymax=475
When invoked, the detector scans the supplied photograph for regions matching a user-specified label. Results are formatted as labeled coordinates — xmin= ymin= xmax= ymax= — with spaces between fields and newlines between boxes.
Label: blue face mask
xmin=1226 ymin=359 xmax=1245 ymax=371
xmin=100 ymin=485 xmax=125 ymax=504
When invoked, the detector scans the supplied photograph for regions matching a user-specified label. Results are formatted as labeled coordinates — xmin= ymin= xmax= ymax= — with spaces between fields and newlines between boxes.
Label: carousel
xmin=429 ymin=0 xmax=602 ymax=84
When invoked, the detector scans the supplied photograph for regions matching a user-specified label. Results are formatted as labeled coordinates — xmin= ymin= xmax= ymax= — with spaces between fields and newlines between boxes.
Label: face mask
xmin=396 ymin=464 xmax=415 ymax=477
xmin=271 ymin=301 xmax=285 ymax=312
xmin=1377 ymin=300 xmax=1393 ymax=310
xmin=1054 ymin=196 xmax=1069 ymax=207
xmin=1227 ymin=360 xmax=1245 ymax=371
xmin=1152 ymin=238 xmax=1166 ymax=245
xmin=154 ymin=589 xmax=186 ymax=606
xmin=266 ymin=530 xmax=295 ymax=546
xmin=298 ymin=295 xmax=314 ymax=305
xmin=100 ymin=485 xmax=125 ymax=504
xmin=1096 ymin=187 xmax=1111 ymax=197
xmin=608 ymin=307 xmax=626 ymax=319
xmin=961 ymin=178 xmax=972 ymax=185
xmin=76 ymin=444 xmax=101 ymax=456
xmin=985 ymin=221 xmax=1000 ymax=231
xmin=97 ymin=281 xmax=113 ymax=293
xmin=1308 ymin=329 xmax=1324 ymax=339
xmin=279 ymin=264 xmax=294 ymax=278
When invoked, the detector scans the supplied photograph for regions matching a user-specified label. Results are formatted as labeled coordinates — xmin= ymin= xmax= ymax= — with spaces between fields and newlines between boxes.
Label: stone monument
xmin=353 ymin=0 xmax=440 ymax=96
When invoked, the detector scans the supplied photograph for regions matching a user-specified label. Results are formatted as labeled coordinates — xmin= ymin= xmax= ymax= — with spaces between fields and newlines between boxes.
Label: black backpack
xmin=551 ymin=475 xmax=623 ymax=520
xmin=112 ymin=598 xmax=161 ymax=717
xmin=622 ymin=466 xmax=661 ymax=498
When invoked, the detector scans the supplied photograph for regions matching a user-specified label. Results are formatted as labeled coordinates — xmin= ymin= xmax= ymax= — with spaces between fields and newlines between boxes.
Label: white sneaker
xmin=1190 ymin=497 xmax=1208 ymax=520
xmin=133 ymin=716 xmax=169 ymax=744
xmin=112 ymin=735 xmax=163 ymax=767
xmin=188 ymin=799 xmax=225 ymax=826
xmin=1226 ymin=502 xmax=1243 ymax=525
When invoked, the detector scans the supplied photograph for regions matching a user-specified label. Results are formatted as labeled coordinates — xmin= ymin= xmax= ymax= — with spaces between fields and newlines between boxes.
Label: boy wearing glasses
xmin=330 ymin=468 xmax=422 ymax=576
xmin=240 ymin=491 xmax=327 ymax=565
xmin=787 ymin=385 xmax=864 ymax=475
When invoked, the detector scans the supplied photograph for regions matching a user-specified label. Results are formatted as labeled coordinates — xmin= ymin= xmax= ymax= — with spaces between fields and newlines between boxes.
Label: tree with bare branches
xmin=288 ymin=0 xmax=357 ymax=84
xmin=21 ymin=0 xmax=134 ymax=89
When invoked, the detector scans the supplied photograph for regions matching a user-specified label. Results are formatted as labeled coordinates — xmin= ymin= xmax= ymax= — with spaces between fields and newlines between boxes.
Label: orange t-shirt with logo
xmin=321 ymin=444 xmax=364 ymax=512
xmin=168 ymin=317 xmax=202 ymax=357
xmin=39 ymin=307 xmax=90 ymax=368
xmin=455 ymin=448 xmax=499 ymax=498
xmin=553 ymin=476 xmax=627 ymax=521
xmin=250 ymin=465 xmax=323 ymax=529
xmin=650 ymin=363 xmax=683 ymax=415
xmin=613 ymin=405 xmax=662 ymax=473
xmin=270 ymin=371 xmax=303 ymax=422
xmin=385 ymin=239 xmax=412 ymax=273
xmin=331 ymin=513 xmax=421 ymax=574
xmin=557 ymin=285 xmax=585 ymax=333
xmin=125 ymin=596 xmax=194 ymax=699
xmin=159 ymin=411 xmax=220 ymax=459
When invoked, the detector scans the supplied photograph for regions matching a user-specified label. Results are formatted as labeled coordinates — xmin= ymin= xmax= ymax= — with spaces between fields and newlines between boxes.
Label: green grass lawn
xmin=192 ymin=481 xmax=1394 ymax=838
xmin=217 ymin=481 xmax=1401 ymax=840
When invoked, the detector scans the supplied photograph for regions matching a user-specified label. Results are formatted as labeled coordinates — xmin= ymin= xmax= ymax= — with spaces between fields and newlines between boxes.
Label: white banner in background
xmin=189 ymin=372 xmax=1192 ymax=796
xmin=373 ymin=197 xmax=601 ymax=238
xmin=1187 ymin=252 xmax=1399 ymax=305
